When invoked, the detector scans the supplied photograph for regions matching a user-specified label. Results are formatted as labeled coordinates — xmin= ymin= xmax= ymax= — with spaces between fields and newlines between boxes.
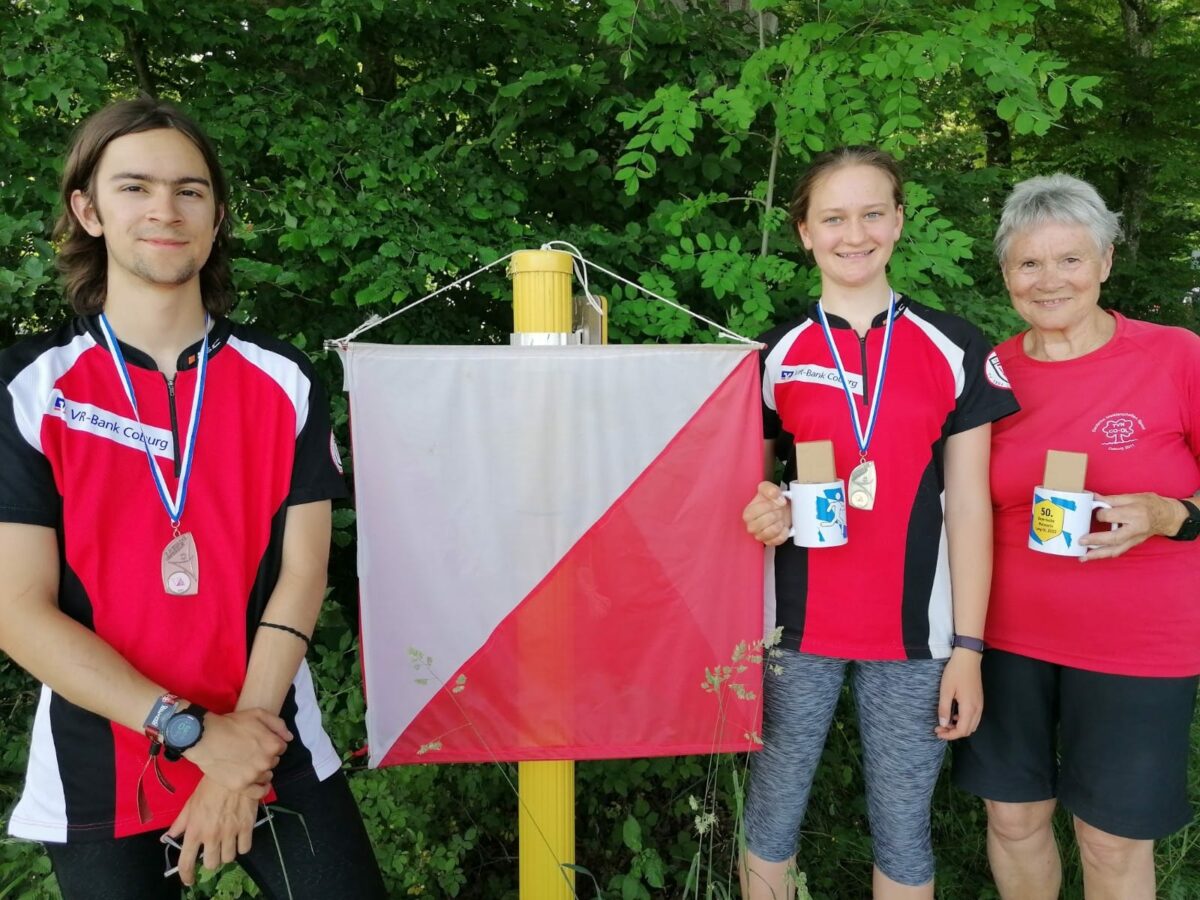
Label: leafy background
xmin=1 ymin=0 xmax=1198 ymax=897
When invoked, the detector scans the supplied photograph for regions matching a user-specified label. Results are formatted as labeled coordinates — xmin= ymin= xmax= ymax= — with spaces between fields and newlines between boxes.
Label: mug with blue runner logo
xmin=781 ymin=480 xmax=848 ymax=548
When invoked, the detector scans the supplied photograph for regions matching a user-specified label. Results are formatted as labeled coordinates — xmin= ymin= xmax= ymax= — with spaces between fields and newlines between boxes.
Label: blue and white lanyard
xmin=97 ymin=313 xmax=209 ymax=528
xmin=815 ymin=290 xmax=896 ymax=458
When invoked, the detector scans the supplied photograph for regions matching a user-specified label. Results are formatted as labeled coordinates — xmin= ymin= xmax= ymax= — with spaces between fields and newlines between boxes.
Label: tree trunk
xmin=979 ymin=98 xmax=1013 ymax=169
xmin=1112 ymin=0 xmax=1160 ymax=307
xmin=123 ymin=27 xmax=157 ymax=98
xmin=667 ymin=0 xmax=777 ymax=35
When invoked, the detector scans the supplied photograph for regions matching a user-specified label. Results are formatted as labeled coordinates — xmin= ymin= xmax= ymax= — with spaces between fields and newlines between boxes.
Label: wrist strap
xmin=135 ymin=743 xmax=177 ymax=825
xmin=259 ymin=621 xmax=312 ymax=652
xmin=1167 ymin=499 xmax=1200 ymax=541
xmin=952 ymin=635 xmax=986 ymax=653
xmin=142 ymin=692 xmax=180 ymax=744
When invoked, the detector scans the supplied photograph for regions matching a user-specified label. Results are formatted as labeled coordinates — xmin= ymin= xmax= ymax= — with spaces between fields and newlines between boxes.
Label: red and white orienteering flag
xmin=339 ymin=343 xmax=765 ymax=766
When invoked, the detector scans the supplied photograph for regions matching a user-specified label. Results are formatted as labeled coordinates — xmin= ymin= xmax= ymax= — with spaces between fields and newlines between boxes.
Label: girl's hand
xmin=934 ymin=649 xmax=983 ymax=741
xmin=742 ymin=482 xmax=791 ymax=546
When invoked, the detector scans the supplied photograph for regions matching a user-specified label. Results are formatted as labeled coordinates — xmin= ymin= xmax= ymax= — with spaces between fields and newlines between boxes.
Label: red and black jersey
xmin=0 ymin=315 xmax=347 ymax=842
xmin=761 ymin=298 xmax=1018 ymax=660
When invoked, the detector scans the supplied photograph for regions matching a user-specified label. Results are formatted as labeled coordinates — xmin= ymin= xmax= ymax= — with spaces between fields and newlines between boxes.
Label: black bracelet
xmin=258 ymin=621 xmax=312 ymax=652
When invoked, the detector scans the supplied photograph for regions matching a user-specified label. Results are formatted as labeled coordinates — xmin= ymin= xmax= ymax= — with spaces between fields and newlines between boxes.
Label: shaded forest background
xmin=1 ymin=0 xmax=1198 ymax=897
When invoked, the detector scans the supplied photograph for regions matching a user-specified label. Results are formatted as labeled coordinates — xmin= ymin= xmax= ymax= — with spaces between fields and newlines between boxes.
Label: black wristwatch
xmin=162 ymin=703 xmax=208 ymax=762
xmin=1167 ymin=499 xmax=1200 ymax=542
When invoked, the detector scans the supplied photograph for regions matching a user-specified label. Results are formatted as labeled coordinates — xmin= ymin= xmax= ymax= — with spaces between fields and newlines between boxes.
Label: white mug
xmin=780 ymin=480 xmax=848 ymax=548
xmin=1028 ymin=487 xmax=1113 ymax=557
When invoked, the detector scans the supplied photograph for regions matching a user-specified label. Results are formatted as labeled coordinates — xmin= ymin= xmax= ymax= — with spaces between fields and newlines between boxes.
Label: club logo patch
xmin=330 ymin=430 xmax=345 ymax=475
xmin=1092 ymin=412 xmax=1144 ymax=452
xmin=984 ymin=351 xmax=1011 ymax=389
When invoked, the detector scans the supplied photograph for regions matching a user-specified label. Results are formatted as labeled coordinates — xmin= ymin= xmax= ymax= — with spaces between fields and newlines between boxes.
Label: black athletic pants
xmin=44 ymin=770 xmax=387 ymax=900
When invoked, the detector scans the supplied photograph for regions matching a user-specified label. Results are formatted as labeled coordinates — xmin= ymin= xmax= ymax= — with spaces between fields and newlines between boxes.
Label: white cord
xmin=325 ymin=251 xmax=519 ymax=349
xmin=539 ymin=240 xmax=605 ymax=317
xmin=541 ymin=241 xmax=755 ymax=345
xmin=326 ymin=243 xmax=756 ymax=347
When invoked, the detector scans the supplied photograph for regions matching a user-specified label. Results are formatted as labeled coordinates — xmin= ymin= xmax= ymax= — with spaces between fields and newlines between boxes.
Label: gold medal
xmin=162 ymin=532 xmax=199 ymax=596
xmin=848 ymin=460 xmax=877 ymax=510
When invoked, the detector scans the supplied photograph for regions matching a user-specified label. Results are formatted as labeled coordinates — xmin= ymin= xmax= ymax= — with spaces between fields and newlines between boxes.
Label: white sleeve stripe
xmin=761 ymin=321 xmax=814 ymax=411
xmin=8 ymin=333 xmax=96 ymax=455
xmin=290 ymin=660 xmax=341 ymax=780
xmin=225 ymin=336 xmax=311 ymax=436
xmin=904 ymin=308 xmax=966 ymax=399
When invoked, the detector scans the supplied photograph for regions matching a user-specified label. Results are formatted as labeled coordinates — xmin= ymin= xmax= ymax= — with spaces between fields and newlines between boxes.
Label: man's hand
xmin=743 ymin=481 xmax=791 ymax=546
xmin=1080 ymin=492 xmax=1186 ymax=561
xmin=166 ymin=777 xmax=258 ymax=886
xmin=183 ymin=708 xmax=290 ymax=796
xmin=934 ymin=649 xmax=983 ymax=741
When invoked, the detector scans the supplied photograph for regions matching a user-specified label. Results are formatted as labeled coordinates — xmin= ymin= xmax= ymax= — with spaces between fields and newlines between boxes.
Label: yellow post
xmin=511 ymin=248 xmax=576 ymax=899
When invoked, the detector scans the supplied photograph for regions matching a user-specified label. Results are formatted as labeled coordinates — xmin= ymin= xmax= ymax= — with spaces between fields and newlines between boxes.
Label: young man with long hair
xmin=0 ymin=97 xmax=387 ymax=899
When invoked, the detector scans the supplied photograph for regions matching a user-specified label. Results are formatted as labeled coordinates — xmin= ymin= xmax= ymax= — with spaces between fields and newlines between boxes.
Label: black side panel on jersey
xmin=271 ymin=686 xmax=321 ymax=794
xmin=50 ymin=692 xmax=117 ymax=840
xmin=244 ymin=501 xmax=316 ymax=779
xmin=757 ymin=318 xmax=802 ymax=443
xmin=52 ymin=558 xmax=116 ymax=838
xmin=0 ymin=334 xmax=70 ymax=528
xmin=773 ymin=541 xmax=810 ymax=652
xmin=58 ymin=559 xmax=95 ymax=630
xmin=900 ymin=454 xmax=945 ymax=659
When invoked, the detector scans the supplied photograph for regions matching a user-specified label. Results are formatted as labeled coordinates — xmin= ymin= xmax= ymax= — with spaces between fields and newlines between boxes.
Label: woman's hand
xmin=165 ymin=777 xmax=259 ymax=886
xmin=183 ymin=709 xmax=289 ymax=796
xmin=934 ymin=649 xmax=983 ymax=741
xmin=742 ymin=482 xmax=791 ymax=546
xmin=1080 ymin=492 xmax=1187 ymax=561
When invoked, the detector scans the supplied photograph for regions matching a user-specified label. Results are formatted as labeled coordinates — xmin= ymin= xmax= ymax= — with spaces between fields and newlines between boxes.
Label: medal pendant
xmin=848 ymin=461 xmax=877 ymax=510
xmin=162 ymin=532 xmax=199 ymax=596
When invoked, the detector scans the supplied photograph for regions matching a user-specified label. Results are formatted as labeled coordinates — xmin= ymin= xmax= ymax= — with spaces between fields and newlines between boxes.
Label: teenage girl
xmin=740 ymin=146 xmax=1018 ymax=899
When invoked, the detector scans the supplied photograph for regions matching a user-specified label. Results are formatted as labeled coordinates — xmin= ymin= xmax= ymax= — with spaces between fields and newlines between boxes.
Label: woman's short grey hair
xmin=994 ymin=173 xmax=1123 ymax=264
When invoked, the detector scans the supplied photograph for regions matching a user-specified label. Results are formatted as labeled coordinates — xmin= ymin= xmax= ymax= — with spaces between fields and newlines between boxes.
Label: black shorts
xmin=952 ymin=649 xmax=1198 ymax=840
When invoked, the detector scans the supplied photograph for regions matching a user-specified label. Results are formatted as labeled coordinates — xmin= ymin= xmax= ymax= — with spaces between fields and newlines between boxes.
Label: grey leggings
xmin=743 ymin=649 xmax=948 ymax=887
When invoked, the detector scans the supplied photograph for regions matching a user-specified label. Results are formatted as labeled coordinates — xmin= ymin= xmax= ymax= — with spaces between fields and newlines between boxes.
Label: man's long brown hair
xmin=54 ymin=96 xmax=234 ymax=315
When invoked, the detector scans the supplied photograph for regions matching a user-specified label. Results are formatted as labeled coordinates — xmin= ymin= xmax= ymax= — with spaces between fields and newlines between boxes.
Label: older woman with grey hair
xmin=953 ymin=173 xmax=1200 ymax=900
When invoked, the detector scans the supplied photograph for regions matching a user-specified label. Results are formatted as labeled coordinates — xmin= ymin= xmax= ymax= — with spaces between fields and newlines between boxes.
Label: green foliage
xmin=1 ymin=0 xmax=1198 ymax=898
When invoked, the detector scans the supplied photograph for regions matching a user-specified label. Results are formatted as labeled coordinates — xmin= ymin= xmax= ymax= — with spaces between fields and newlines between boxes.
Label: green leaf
xmin=996 ymin=96 xmax=1019 ymax=120
xmin=622 ymin=815 xmax=642 ymax=852
xmin=1047 ymin=79 xmax=1068 ymax=110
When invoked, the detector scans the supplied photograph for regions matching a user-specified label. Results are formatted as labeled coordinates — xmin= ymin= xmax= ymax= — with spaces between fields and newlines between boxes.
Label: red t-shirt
xmin=987 ymin=313 xmax=1200 ymax=676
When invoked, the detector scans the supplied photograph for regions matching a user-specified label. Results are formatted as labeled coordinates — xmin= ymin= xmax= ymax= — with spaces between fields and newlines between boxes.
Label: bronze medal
xmin=99 ymin=314 xmax=212 ymax=600
xmin=162 ymin=532 xmax=199 ymax=596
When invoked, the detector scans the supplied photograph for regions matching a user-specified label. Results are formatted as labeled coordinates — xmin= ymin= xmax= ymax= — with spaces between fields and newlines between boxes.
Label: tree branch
xmin=123 ymin=26 xmax=157 ymax=98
